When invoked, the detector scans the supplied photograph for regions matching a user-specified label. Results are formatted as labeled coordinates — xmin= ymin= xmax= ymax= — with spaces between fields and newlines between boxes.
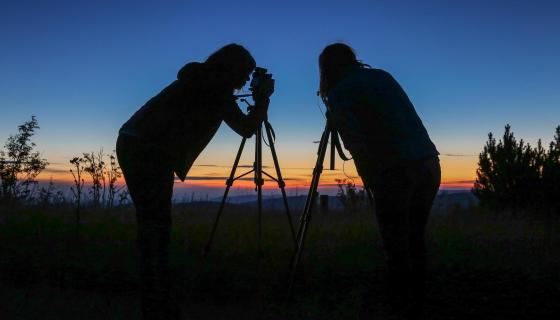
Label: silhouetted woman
xmin=116 ymin=43 xmax=273 ymax=320
xmin=318 ymin=43 xmax=440 ymax=319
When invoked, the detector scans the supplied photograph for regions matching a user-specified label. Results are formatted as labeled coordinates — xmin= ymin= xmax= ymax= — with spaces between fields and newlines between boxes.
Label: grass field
xmin=1 ymin=203 xmax=559 ymax=319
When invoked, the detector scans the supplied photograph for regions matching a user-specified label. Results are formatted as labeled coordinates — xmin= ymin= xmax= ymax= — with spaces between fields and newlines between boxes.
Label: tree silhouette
xmin=474 ymin=124 xmax=560 ymax=213
xmin=0 ymin=116 xmax=48 ymax=203
xmin=543 ymin=127 xmax=560 ymax=214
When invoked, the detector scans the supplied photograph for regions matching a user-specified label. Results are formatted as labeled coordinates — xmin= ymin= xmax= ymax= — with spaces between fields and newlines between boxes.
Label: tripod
xmin=288 ymin=114 xmax=360 ymax=293
xmin=203 ymin=113 xmax=297 ymax=256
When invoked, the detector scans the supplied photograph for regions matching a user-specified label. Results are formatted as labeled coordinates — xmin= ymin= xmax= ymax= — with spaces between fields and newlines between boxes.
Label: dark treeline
xmin=473 ymin=124 xmax=560 ymax=215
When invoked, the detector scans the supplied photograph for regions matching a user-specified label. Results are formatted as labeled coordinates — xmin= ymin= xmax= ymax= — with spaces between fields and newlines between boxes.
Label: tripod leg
xmin=255 ymin=127 xmax=264 ymax=257
xmin=203 ymin=138 xmax=247 ymax=256
xmin=294 ymin=126 xmax=330 ymax=242
xmin=264 ymin=121 xmax=296 ymax=247
xmin=288 ymin=125 xmax=331 ymax=294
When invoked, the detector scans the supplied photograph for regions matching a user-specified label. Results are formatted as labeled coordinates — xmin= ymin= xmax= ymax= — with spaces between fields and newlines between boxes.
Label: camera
xmin=235 ymin=67 xmax=273 ymax=113
xmin=249 ymin=67 xmax=272 ymax=93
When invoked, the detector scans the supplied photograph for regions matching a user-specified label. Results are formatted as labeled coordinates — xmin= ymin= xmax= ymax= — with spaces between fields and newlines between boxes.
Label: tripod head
xmin=235 ymin=67 xmax=273 ymax=122
xmin=319 ymin=98 xmax=352 ymax=170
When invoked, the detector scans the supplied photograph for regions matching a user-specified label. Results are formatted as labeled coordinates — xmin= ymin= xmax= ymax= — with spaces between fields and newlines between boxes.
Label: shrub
xmin=473 ymin=124 xmax=560 ymax=214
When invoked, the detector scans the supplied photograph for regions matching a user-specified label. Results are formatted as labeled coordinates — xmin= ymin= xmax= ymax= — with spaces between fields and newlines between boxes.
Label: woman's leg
xmin=408 ymin=157 xmax=441 ymax=312
xmin=371 ymin=167 xmax=415 ymax=312
xmin=116 ymin=135 xmax=178 ymax=320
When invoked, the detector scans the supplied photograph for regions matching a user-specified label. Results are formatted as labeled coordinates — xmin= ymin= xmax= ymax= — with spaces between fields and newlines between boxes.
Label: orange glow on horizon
xmin=38 ymin=153 xmax=477 ymax=191
xmin=38 ymin=171 xmax=475 ymax=191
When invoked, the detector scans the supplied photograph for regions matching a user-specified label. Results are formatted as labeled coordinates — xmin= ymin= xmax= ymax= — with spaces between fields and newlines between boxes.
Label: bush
xmin=473 ymin=124 xmax=560 ymax=214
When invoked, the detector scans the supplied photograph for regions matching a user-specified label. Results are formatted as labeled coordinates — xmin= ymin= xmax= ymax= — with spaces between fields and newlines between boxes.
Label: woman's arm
xmin=221 ymin=76 xmax=274 ymax=138
xmin=221 ymin=97 xmax=269 ymax=138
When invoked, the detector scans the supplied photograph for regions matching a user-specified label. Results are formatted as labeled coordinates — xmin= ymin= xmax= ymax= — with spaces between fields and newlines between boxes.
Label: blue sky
xmin=1 ymin=0 xmax=559 ymax=194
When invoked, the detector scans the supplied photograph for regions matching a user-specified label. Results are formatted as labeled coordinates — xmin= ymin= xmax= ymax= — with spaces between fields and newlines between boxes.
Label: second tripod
xmin=203 ymin=118 xmax=297 ymax=256
xmin=288 ymin=114 xmax=360 ymax=293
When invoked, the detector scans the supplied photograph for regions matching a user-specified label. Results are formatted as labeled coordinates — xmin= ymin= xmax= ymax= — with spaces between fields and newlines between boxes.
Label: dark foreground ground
xmin=1 ymin=204 xmax=559 ymax=319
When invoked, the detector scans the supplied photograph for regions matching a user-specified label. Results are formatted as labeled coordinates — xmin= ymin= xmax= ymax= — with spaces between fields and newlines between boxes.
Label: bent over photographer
xmin=318 ymin=43 xmax=440 ymax=319
xmin=116 ymin=43 xmax=273 ymax=320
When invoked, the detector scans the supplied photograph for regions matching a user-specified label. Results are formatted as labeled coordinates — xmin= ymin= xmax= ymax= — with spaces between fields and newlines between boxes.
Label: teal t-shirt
xmin=327 ymin=67 xmax=438 ymax=179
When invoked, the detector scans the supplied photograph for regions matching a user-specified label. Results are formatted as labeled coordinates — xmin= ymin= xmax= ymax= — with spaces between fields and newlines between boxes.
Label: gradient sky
xmin=1 ymin=0 xmax=559 ymax=197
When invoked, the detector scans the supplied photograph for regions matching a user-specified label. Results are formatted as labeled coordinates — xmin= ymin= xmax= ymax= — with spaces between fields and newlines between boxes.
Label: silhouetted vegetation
xmin=83 ymin=149 xmax=107 ymax=207
xmin=37 ymin=178 xmax=66 ymax=207
xmin=335 ymin=178 xmax=368 ymax=212
xmin=473 ymin=124 xmax=560 ymax=214
xmin=67 ymin=150 xmax=129 ymax=236
xmin=69 ymin=150 xmax=128 ymax=208
xmin=106 ymin=152 xmax=124 ymax=209
xmin=0 ymin=116 xmax=129 ymax=214
xmin=0 ymin=116 xmax=48 ymax=204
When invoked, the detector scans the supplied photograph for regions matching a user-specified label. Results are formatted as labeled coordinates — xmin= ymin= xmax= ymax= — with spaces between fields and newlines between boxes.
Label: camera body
xmin=249 ymin=67 xmax=272 ymax=93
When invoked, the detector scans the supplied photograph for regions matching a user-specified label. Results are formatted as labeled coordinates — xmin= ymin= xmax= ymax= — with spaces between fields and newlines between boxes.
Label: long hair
xmin=319 ymin=43 xmax=369 ymax=101
xmin=205 ymin=43 xmax=256 ymax=85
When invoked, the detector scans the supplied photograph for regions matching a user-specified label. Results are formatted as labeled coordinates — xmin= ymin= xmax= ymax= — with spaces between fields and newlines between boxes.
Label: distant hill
xmin=237 ymin=195 xmax=346 ymax=210
xmin=432 ymin=190 xmax=478 ymax=213
xmin=199 ymin=195 xmax=345 ymax=211
xmin=178 ymin=190 xmax=477 ymax=213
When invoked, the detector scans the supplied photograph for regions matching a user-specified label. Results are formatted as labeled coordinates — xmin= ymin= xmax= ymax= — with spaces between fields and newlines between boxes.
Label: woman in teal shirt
xmin=319 ymin=43 xmax=440 ymax=319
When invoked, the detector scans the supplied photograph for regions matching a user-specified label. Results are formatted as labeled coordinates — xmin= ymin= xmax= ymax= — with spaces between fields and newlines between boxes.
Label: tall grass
xmin=1 ymin=203 xmax=559 ymax=319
